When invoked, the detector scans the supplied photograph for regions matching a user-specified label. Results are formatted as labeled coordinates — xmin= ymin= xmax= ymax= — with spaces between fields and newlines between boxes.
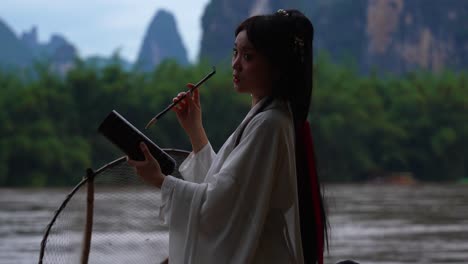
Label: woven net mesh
xmin=39 ymin=149 xmax=189 ymax=264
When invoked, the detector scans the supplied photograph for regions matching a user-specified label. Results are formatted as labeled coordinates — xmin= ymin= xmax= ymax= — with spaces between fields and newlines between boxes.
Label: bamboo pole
xmin=81 ymin=168 xmax=95 ymax=264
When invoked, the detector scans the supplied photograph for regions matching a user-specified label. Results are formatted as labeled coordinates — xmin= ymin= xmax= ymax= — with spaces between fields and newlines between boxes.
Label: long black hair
xmin=235 ymin=9 xmax=328 ymax=264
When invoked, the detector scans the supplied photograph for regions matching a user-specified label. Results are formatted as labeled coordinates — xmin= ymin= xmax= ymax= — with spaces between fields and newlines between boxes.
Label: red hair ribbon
xmin=301 ymin=120 xmax=323 ymax=264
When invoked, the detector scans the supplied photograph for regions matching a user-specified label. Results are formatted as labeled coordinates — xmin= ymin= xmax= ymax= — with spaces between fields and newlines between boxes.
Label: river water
xmin=1 ymin=184 xmax=467 ymax=264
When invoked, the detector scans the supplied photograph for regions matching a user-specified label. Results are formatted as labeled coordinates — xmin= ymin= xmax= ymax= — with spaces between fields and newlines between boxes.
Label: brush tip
xmin=145 ymin=118 xmax=157 ymax=129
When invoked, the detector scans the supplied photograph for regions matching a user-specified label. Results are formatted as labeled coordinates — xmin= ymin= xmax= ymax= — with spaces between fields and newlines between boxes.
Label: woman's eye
xmin=232 ymin=49 xmax=252 ymax=61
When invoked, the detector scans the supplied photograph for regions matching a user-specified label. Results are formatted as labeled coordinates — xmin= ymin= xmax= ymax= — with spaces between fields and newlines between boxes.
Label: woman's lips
xmin=233 ymin=76 xmax=240 ymax=84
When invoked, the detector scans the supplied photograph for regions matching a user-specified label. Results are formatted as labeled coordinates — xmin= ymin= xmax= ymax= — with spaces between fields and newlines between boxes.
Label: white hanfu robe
xmin=159 ymin=98 xmax=304 ymax=263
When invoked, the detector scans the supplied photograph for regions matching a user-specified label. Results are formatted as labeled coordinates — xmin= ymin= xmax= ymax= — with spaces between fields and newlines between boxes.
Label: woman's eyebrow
xmin=233 ymin=44 xmax=255 ymax=52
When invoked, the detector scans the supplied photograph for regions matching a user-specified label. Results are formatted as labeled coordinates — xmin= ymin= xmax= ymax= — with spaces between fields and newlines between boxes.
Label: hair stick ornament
xmin=145 ymin=66 xmax=216 ymax=129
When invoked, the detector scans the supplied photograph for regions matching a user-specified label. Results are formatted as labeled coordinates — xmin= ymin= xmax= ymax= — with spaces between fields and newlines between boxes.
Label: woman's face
xmin=232 ymin=30 xmax=272 ymax=100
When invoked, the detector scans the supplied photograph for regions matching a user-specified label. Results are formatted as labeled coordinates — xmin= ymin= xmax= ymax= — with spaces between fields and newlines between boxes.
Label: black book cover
xmin=98 ymin=110 xmax=176 ymax=175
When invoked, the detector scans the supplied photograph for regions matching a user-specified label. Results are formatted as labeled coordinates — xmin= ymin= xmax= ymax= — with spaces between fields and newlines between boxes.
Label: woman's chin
xmin=233 ymin=84 xmax=250 ymax=94
xmin=233 ymin=84 xmax=243 ymax=93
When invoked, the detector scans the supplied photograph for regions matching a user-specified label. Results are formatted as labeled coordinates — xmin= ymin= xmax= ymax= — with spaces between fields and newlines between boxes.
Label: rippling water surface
xmin=1 ymin=184 xmax=467 ymax=264
xmin=324 ymin=184 xmax=468 ymax=264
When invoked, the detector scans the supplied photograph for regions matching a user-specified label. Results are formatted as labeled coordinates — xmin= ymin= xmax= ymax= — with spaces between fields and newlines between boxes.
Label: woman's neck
xmin=251 ymin=94 xmax=269 ymax=108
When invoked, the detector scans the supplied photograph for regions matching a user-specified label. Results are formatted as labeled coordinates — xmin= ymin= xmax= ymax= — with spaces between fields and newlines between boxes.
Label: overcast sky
xmin=0 ymin=0 xmax=211 ymax=63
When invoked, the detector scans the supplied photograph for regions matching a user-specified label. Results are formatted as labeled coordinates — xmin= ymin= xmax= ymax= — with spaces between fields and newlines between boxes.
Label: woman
xmin=128 ymin=9 xmax=328 ymax=264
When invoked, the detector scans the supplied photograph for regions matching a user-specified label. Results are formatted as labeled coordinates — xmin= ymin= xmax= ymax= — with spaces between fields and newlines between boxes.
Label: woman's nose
xmin=232 ymin=55 xmax=240 ymax=70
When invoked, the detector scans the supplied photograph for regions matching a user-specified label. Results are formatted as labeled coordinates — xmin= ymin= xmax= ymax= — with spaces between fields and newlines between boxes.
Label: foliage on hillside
xmin=0 ymin=56 xmax=466 ymax=186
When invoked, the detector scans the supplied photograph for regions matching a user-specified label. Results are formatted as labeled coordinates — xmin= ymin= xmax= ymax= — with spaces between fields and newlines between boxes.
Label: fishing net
xmin=38 ymin=149 xmax=190 ymax=264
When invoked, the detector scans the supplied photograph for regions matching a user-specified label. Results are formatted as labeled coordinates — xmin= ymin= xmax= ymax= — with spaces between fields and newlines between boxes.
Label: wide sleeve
xmin=198 ymin=115 xmax=288 ymax=252
xmin=178 ymin=142 xmax=216 ymax=183
xmin=161 ymin=112 xmax=292 ymax=263
xmin=157 ymin=142 xmax=214 ymax=224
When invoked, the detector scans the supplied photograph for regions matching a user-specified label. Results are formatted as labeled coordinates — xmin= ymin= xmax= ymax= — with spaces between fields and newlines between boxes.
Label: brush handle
xmin=145 ymin=66 xmax=216 ymax=129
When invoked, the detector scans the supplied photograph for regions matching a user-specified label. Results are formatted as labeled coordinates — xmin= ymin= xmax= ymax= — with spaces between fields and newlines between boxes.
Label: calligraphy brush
xmin=145 ymin=66 xmax=216 ymax=129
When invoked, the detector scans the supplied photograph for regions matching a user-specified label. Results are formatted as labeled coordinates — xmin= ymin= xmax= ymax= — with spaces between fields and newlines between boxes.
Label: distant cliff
xmin=2 ymin=1 xmax=466 ymax=74
xmin=0 ymin=19 xmax=33 ymax=68
xmin=135 ymin=9 xmax=189 ymax=72
xmin=199 ymin=0 xmax=303 ymax=64
xmin=0 ymin=20 xmax=77 ymax=74
xmin=199 ymin=0 xmax=468 ymax=73
xmin=0 ymin=9 xmax=187 ymax=74
xmin=20 ymin=26 xmax=78 ymax=75
xmin=363 ymin=0 xmax=468 ymax=73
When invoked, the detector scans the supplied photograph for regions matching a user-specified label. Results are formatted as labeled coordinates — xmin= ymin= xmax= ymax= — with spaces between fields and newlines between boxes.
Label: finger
xmin=177 ymin=92 xmax=186 ymax=99
xmin=175 ymin=93 xmax=188 ymax=106
xmin=127 ymin=158 xmax=146 ymax=167
xmin=173 ymin=97 xmax=187 ymax=106
xmin=172 ymin=98 xmax=183 ymax=107
xmin=186 ymin=83 xmax=195 ymax=90
xmin=183 ymin=88 xmax=194 ymax=105
xmin=171 ymin=98 xmax=179 ymax=112
xmin=172 ymin=98 xmax=187 ymax=113
xmin=173 ymin=93 xmax=185 ymax=104
xmin=192 ymin=88 xmax=200 ymax=105
xmin=140 ymin=142 xmax=155 ymax=161
xmin=186 ymin=83 xmax=196 ymax=98
xmin=186 ymin=83 xmax=200 ymax=106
